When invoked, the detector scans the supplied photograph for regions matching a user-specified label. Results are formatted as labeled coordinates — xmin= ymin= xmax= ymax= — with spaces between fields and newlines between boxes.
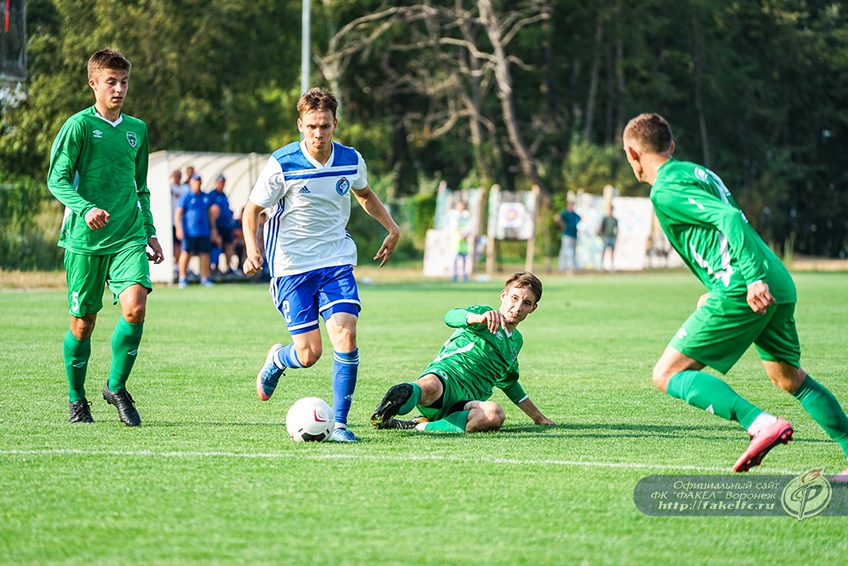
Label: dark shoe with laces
xmin=69 ymin=398 xmax=94 ymax=423
xmin=382 ymin=416 xmax=428 ymax=430
xmin=102 ymin=383 xmax=141 ymax=426
xmin=370 ymin=383 xmax=414 ymax=429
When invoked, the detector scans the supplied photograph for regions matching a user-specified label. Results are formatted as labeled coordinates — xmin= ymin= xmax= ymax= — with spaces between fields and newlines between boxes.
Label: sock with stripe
xmin=63 ymin=330 xmax=91 ymax=402
xmin=792 ymin=375 xmax=848 ymax=457
xmin=275 ymin=343 xmax=304 ymax=369
xmin=666 ymin=370 xmax=762 ymax=429
xmin=331 ymin=349 xmax=359 ymax=425
xmin=424 ymin=410 xmax=469 ymax=433
xmin=107 ymin=317 xmax=144 ymax=392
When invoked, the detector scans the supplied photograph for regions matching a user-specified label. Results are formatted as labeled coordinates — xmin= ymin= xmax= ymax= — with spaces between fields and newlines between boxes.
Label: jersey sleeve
xmin=498 ymin=363 xmax=528 ymax=404
xmin=47 ymin=118 xmax=96 ymax=218
xmin=249 ymin=156 xmax=287 ymax=208
xmin=652 ymin=184 xmax=768 ymax=286
xmin=134 ymin=124 xmax=155 ymax=237
xmin=352 ymin=150 xmax=368 ymax=190
xmin=444 ymin=305 xmax=493 ymax=328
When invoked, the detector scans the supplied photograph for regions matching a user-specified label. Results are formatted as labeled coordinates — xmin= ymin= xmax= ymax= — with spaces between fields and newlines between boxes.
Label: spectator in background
xmin=232 ymin=207 xmax=246 ymax=275
xmin=174 ymin=173 xmax=220 ymax=288
xmin=555 ymin=201 xmax=580 ymax=275
xmin=445 ymin=200 xmax=472 ymax=282
xmin=599 ymin=206 xmax=619 ymax=272
xmin=209 ymin=174 xmax=236 ymax=276
xmin=170 ymin=169 xmax=188 ymax=264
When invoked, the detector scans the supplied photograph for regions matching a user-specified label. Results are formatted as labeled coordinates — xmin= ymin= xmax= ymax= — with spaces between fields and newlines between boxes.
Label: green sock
xmin=424 ymin=410 xmax=469 ymax=433
xmin=108 ymin=317 xmax=144 ymax=392
xmin=63 ymin=330 xmax=91 ymax=402
xmin=398 ymin=382 xmax=422 ymax=415
xmin=666 ymin=370 xmax=762 ymax=429
xmin=792 ymin=376 xmax=848 ymax=457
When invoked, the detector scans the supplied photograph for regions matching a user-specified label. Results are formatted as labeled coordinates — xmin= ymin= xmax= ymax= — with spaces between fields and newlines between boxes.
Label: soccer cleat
xmin=370 ymin=383 xmax=414 ymax=429
xmin=102 ymin=383 xmax=141 ymax=426
xmin=381 ymin=416 xmax=429 ymax=430
xmin=200 ymin=278 xmax=214 ymax=287
xmin=732 ymin=417 xmax=793 ymax=472
xmin=178 ymin=279 xmax=188 ymax=289
xmin=326 ymin=427 xmax=359 ymax=443
xmin=69 ymin=399 xmax=94 ymax=423
xmin=256 ymin=344 xmax=285 ymax=401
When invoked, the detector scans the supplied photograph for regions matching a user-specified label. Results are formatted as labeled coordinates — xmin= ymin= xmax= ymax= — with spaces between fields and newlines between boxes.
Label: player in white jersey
xmin=242 ymin=88 xmax=401 ymax=443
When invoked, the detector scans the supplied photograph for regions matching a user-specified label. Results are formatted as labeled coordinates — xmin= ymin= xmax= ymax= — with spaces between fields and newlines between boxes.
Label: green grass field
xmin=2 ymin=272 xmax=847 ymax=565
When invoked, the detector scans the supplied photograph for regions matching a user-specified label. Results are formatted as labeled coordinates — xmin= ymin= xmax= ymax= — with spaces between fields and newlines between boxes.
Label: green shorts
xmin=64 ymin=245 xmax=152 ymax=317
xmin=417 ymin=363 xmax=479 ymax=422
xmin=669 ymin=293 xmax=801 ymax=374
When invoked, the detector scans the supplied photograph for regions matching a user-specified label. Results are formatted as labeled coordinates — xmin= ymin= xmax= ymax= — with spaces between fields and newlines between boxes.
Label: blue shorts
xmin=182 ymin=235 xmax=211 ymax=255
xmin=270 ymin=265 xmax=361 ymax=335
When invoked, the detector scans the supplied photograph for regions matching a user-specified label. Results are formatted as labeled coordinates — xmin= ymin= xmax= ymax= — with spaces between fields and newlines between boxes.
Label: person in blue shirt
xmin=555 ymin=201 xmax=580 ymax=275
xmin=209 ymin=174 xmax=236 ymax=276
xmin=174 ymin=174 xmax=220 ymax=287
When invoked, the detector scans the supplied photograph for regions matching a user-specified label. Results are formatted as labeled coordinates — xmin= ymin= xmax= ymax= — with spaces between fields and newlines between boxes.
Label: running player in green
xmin=623 ymin=113 xmax=848 ymax=475
xmin=370 ymin=272 xmax=555 ymax=433
xmin=47 ymin=49 xmax=164 ymax=426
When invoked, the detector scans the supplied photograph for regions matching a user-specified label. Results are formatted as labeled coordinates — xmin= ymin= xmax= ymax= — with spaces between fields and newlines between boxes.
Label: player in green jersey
xmin=623 ymin=113 xmax=848 ymax=476
xmin=370 ymin=272 xmax=555 ymax=433
xmin=47 ymin=49 xmax=164 ymax=426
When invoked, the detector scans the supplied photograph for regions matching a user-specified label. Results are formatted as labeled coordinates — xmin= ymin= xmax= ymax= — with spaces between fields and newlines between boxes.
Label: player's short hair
xmin=87 ymin=49 xmax=131 ymax=80
xmin=504 ymin=271 xmax=543 ymax=304
xmin=623 ymin=113 xmax=673 ymax=154
xmin=297 ymin=88 xmax=339 ymax=118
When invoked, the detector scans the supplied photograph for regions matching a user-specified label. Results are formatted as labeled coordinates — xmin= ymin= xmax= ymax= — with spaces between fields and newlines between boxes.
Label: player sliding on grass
xmin=371 ymin=272 xmax=555 ymax=433
xmin=47 ymin=49 xmax=164 ymax=426
xmin=243 ymin=88 xmax=401 ymax=443
xmin=623 ymin=113 xmax=848 ymax=474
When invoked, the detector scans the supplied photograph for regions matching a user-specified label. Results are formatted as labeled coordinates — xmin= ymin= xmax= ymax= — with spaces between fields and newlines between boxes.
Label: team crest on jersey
xmin=336 ymin=177 xmax=351 ymax=196
xmin=126 ymin=131 xmax=138 ymax=148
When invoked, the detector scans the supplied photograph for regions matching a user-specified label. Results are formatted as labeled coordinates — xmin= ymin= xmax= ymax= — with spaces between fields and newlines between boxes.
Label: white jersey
xmin=248 ymin=140 xmax=368 ymax=277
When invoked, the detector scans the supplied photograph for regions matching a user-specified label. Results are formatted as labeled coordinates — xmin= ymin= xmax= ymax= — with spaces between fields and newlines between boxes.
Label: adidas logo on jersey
xmin=93 ymin=130 xmax=103 ymax=139
xmin=298 ymin=186 xmax=311 ymax=194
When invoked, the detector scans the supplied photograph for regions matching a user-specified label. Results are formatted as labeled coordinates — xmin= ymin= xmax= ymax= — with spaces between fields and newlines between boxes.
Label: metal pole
xmin=301 ymin=0 xmax=310 ymax=95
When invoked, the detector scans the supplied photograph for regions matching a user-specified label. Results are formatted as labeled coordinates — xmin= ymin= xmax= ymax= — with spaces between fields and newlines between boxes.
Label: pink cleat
xmin=732 ymin=417 xmax=793 ymax=472
xmin=830 ymin=467 xmax=848 ymax=482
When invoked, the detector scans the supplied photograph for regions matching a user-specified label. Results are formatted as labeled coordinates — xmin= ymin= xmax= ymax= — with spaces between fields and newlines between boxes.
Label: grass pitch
xmin=1 ymin=272 xmax=847 ymax=565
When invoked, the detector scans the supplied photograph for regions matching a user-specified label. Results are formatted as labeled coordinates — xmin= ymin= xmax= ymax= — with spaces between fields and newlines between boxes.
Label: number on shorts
xmin=71 ymin=291 xmax=80 ymax=314
xmin=282 ymin=300 xmax=291 ymax=323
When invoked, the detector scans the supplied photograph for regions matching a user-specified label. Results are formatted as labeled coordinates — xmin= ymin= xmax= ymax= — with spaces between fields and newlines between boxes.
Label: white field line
xmin=0 ymin=448 xmax=804 ymax=474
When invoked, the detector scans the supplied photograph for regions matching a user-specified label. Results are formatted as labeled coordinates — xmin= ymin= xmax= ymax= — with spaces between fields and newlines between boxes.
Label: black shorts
xmin=217 ymin=227 xmax=233 ymax=245
xmin=182 ymin=235 xmax=212 ymax=255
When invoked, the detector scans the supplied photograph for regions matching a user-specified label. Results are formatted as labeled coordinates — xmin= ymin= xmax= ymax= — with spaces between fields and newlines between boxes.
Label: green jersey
xmin=47 ymin=106 xmax=154 ymax=255
xmin=651 ymin=159 xmax=795 ymax=303
xmin=423 ymin=305 xmax=528 ymax=405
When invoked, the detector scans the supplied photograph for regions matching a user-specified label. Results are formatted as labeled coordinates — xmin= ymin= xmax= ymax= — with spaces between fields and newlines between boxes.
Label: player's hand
xmin=747 ymin=281 xmax=774 ymax=314
xmin=147 ymin=237 xmax=165 ymax=264
xmin=696 ymin=293 xmax=710 ymax=309
xmin=480 ymin=310 xmax=507 ymax=334
xmin=373 ymin=230 xmax=400 ymax=267
xmin=535 ymin=416 xmax=556 ymax=426
xmin=175 ymin=227 xmax=184 ymax=241
xmin=85 ymin=208 xmax=110 ymax=230
xmin=243 ymin=253 xmax=264 ymax=276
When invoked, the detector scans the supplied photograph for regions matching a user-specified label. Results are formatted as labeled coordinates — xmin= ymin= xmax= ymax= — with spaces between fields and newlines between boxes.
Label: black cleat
xmin=371 ymin=383 xmax=414 ymax=429
xmin=382 ymin=416 xmax=429 ymax=430
xmin=69 ymin=399 xmax=94 ymax=423
xmin=102 ymin=383 xmax=141 ymax=426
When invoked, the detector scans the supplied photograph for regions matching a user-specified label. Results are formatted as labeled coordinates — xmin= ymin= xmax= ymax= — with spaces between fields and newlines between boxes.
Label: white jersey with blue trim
xmin=249 ymin=140 xmax=368 ymax=277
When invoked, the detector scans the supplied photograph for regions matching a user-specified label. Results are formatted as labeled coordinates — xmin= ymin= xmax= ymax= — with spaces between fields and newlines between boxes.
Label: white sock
xmin=747 ymin=412 xmax=777 ymax=436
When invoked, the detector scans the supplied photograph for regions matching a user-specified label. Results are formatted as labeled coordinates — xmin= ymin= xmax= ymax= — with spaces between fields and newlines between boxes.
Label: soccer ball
xmin=285 ymin=397 xmax=334 ymax=442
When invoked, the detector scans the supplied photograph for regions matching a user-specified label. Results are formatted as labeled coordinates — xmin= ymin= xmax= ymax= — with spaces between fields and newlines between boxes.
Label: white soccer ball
xmin=285 ymin=397 xmax=335 ymax=442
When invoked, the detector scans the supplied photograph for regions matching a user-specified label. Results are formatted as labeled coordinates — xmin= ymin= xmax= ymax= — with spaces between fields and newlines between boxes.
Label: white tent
xmin=146 ymin=150 xmax=270 ymax=283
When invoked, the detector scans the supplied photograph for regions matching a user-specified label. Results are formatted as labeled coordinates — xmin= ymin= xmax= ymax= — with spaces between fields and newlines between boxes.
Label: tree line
xmin=1 ymin=0 xmax=847 ymax=261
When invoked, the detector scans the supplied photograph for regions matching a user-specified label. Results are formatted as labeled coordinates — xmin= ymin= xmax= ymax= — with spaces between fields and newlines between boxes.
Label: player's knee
xmin=123 ymin=304 xmax=146 ymax=324
xmin=651 ymin=365 xmax=673 ymax=392
xmin=480 ymin=402 xmax=505 ymax=430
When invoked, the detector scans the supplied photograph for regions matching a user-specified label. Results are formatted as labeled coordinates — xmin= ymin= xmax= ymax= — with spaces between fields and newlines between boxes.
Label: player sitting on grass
xmin=370 ymin=272 xmax=555 ymax=433
xmin=623 ymin=113 xmax=848 ymax=476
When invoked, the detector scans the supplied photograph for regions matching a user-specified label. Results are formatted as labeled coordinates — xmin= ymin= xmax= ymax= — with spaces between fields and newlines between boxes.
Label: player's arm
xmin=208 ymin=203 xmax=221 ymax=247
xmin=242 ymin=200 xmax=265 ymax=275
xmin=444 ymin=306 xmax=505 ymax=334
xmin=47 ymin=119 xmax=108 ymax=229
xmin=174 ymin=206 xmax=184 ymax=242
xmin=351 ymin=185 xmax=401 ymax=267
xmin=500 ymin=367 xmax=555 ymax=425
xmin=133 ymin=127 xmax=163 ymax=263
